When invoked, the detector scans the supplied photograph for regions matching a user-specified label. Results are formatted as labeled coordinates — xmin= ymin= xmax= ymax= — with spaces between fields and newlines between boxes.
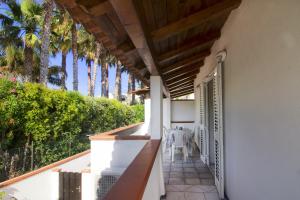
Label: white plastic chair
xmin=171 ymin=130 xmax=188 ymax=162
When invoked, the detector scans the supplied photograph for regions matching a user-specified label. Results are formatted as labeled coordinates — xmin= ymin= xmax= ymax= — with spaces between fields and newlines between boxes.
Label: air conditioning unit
xmin=97 ymin=168 xmax=125 ymax=200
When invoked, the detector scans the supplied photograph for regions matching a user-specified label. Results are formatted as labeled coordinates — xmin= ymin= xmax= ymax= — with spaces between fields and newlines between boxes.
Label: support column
xmin=150 ymin=76 xmax=165 ymax=197
xmin=163 ymin=98 xmax=171 ymax=129
xmin=150 ymin=76 xmax=163 ymax=139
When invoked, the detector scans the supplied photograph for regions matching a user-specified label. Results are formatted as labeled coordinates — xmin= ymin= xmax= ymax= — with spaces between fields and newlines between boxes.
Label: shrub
xmin=130 ymin=104 xmax=144 ymax=123
xmin=0 ymin=76 xmax=145 ymax=174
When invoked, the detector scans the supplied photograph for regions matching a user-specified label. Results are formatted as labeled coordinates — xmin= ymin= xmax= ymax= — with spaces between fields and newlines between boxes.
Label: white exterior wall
xmin=90 ymin=140 xmax=147 ymax=173
xmin=142 ymin=146 xmax=165 ymax=200
xmin=171 ymin=100 xmax=195 ymax=129
xmin=194 ymin=0 xmax=300 ymax=199
xmin=0 ymin=153 xmax=90 ymax=200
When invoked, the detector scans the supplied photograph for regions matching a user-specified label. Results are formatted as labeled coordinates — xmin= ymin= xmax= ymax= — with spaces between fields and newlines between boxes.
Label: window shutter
xmin=199 ymin=84 xmax=205 ymax=156
xmin=213 ymin=76 xmax=220 ymax=180
xmin=213 ymin=60 xmax=224 ymax=199
xmin=199 ymin=84 xmax=205 ymax=125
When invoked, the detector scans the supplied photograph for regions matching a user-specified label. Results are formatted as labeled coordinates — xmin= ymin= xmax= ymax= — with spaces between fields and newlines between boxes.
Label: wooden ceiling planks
xmin=169 ymin=81 xmax=194 ymax=90
xmin=170 ymin=84 xmax=194 ymax=93
xmin=164 ymin=67 xmax=199 ymax=82
xmin=158 ymin=31 xmax=219 ymax=65
xmin=167 ymin=76 xmax=196 ymax=87
xmin=161 ymin=53 xmax=206 ymax=74
xmin=56 ymin=0 xmax=241 ymax=97
xmin=151 ymin=0 xmax=241 ymax=41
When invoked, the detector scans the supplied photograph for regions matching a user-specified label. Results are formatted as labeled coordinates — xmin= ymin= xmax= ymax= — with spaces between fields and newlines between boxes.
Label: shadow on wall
xmin=92 ymin=136 xmax=148 ymax=199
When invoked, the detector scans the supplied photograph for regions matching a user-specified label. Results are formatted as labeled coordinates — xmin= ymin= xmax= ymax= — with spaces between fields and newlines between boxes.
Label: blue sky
xmin=49 ymin=52 xmax=131 ymax=96
xmin=0 ymin=0 xmax=133 ymax=97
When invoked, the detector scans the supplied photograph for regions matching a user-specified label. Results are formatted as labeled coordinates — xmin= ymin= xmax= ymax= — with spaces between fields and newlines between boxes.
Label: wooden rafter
xmin=56 ymin=0 xmax=150 ymax=87
xmin=117 ymin=39 xmax=136 ymax=53
xmin=75 ymin=0 xmax=107 ymax=8
xmin=171 ymin=89 xmax=194 ymax=96
xmin=167 ymin=76 xmax=196 ymax=87
xmin=165 ymin=68 xmax=199 ymax=82
xmin=163 ymin=62 xmax=201 ymax=80
xmin=151 ymin=0 xmax=241 ymax=41
xmin=170 ymin=85 xmax=194 ymax=92
xmin=161 ymin=52 xmax=206 ymax=74
xmin=166 ymin=71 xmax=198 ymax=84
xmin=109 ymin=0 xmax=170 ymax=96
xmin=158 ymin=32 xmax=219 ymax=64
xmin=86 ymin=1 xmax=113 ymax=16
xmin=167 ymin=73 xmax=196 ymax=86
xmin=169 ymin=82 xmax=193 ymax=91
xmin=169 ymin=82 xmax=194 ymax=91
xmin=109 ymin=0 xmax=159 ymax=75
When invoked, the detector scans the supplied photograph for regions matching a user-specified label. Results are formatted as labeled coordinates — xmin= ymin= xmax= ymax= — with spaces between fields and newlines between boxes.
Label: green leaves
xmin=0 ymin=77 xmax=144 ymax=167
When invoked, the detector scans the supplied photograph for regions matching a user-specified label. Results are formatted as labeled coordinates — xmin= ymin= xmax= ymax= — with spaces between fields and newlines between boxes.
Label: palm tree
xmin=40 ymin=0 xmax=54 ymax=85
xmin=131 ymin=74 xmax=136 ymax=105
xmin=51 ymin=9 xmax=72 ymax=89
xmin=0 ymin=0 xmax=42 ymax=82
xmin=78 ymin=27 xmax=105 ymax=97
xmin=100 ymin=50 xmax=110 ymax=97
xmin=127 ymin=72 xmax=132 ymax=104
xmin=114 ymin=60 xmax=122 ymax=101
xmin=139 ymin=81 xmax=145 ymax=104
xmin=90 ymin=42 xmax=103 ymax=97
xmin=71 ymin=23 xmax=78 ymax=91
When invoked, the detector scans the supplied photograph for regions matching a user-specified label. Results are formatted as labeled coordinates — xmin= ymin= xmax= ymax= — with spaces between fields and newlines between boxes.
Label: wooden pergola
xmin=56 ymin=0 xmax=241 ymax=98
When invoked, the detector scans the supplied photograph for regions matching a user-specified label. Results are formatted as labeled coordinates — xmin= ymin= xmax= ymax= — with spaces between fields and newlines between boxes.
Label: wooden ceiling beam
xmin=151 ymin=0 xmax=241 ymax=41
xmin=161 ymin=52 xmax=206 ymax=74
xmin=166 ymin=73 xmax=197 ymax=86
xmin=171 ymin=89 xmax=194 ymax=97
xmin=109 ymin=0 xmax=159 ymax=75
xmin=117 ymin=39 xmax=136 ymax=53
xmin=163 ymin=62 xmax=202 ymax=79
xmin=165 ymin=68 xmax=199 ymax=82
xmin=169 ymin=81 xmax=194 ymax=91
xmin=169 ymin=82 xmax=194 ymax=91
xmin=170 ymin=85 xmax=194 ymax=92
xmin=87 ymin=1 xmax=113 ymax=16
xmin=158 ymin=32 xmax=219 ymax=64
xmin=167 ymin=76 xmax=196 ymax=87
xmin=75 ymin=0 xmax=107 ymax=8
xmin=166 ymin=70 xmax=199 ymax=83
xmin=109 ymin=0 xmax=169 ymax=97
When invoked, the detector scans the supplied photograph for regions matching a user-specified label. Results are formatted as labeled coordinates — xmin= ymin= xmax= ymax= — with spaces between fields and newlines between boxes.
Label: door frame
xmin=201 ymin=50 xmax=226 ymax=199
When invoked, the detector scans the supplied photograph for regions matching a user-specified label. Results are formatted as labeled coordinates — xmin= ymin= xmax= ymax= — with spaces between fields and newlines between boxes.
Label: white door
xmin=213 ymin=62 xmax=224 ymax=199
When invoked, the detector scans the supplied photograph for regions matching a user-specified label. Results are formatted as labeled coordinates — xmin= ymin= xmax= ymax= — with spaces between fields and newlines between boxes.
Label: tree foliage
xmin=0 ymin=76 xmax=144 ymax=168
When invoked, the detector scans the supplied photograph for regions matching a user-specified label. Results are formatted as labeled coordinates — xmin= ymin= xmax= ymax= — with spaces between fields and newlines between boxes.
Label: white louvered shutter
xmin=213 ymin=63 xmax=224 ymax=199
xmin=199 ymin=84 xmax=206 ymax=160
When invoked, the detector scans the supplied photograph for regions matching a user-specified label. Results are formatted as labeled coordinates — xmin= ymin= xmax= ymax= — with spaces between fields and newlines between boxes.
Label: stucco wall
xmin=171 ymin=100 xmax=195 ymax=129
xmin=171 ymin=100 xmax=195 ymax=122
xmin=91 ymin=140 xmax=147 ymax=173
xmin=194 ymin=0 xmax=300 ymax=199
xmin=0 ymin=153 xmax=90 ymax=200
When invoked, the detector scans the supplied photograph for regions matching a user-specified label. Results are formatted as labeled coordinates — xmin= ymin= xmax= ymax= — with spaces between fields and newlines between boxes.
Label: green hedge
xmin=0 ymin=76 xmax=144 ymax=167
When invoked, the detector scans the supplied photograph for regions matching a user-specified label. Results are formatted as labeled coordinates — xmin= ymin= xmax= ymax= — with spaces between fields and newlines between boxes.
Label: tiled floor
xmin=162 ymin=149 xmax=220 ymax=200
